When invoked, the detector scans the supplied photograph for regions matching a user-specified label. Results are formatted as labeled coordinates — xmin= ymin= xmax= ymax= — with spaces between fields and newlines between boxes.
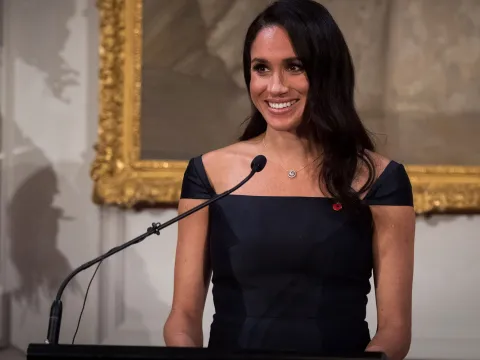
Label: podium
xmin=26 ymin=344 xmax=387 ymax=360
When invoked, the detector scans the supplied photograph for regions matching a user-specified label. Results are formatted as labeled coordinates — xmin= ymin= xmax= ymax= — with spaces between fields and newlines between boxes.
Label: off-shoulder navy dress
xmin=180 ymin=155 xmax=413 ymax=354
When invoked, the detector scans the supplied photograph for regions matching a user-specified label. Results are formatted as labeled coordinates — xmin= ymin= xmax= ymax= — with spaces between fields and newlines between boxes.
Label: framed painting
xmin=91 ymin=0 xmax=480 ymax=214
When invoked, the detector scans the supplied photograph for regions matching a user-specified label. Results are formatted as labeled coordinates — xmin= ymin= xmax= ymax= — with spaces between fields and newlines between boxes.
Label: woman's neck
xmin=262 ymin=128 xmax=320 ymax=166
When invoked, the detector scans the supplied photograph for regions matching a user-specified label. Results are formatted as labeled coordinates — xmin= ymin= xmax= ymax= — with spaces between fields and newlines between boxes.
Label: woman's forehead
xmin=250 ymin=26 xmax=297 ymax=60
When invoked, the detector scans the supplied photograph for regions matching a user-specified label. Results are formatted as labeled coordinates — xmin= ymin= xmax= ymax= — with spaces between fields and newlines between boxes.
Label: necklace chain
xmin=262 ymin=137 xmax=320 ymax=179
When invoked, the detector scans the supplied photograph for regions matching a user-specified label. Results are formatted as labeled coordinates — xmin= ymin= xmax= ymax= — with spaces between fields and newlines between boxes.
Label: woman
xmin=163 ymin=0 xmax=415 ymax=359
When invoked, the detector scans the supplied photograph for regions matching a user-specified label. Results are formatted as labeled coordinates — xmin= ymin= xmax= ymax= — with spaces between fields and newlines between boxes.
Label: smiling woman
xmin=238 ymin=8 xmax=378 ymax=208
xmin=163 ymin=1 xmax=415 ymax=359
xmin=249 ymin=28 xmax=309 ymax=130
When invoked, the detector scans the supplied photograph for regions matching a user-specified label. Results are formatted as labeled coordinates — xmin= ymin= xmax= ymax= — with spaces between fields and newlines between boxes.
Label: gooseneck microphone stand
xmin=45 ymin=155 xmax=267 ymax=345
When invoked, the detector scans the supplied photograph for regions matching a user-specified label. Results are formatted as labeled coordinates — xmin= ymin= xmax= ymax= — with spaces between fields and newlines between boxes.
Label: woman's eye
xmin=252 ymin=64 xmax=268 ymax=73
xmin=288 ymin=63 xmax=304 ymax=72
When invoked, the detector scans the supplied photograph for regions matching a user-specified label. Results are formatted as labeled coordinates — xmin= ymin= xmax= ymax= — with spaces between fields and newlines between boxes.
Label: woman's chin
xmin=263 ymin=114 xmax=302 ymax=132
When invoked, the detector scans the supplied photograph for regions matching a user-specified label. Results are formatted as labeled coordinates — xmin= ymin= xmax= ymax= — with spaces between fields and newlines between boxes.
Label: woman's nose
xmin=268 ymin=72 xmax=288 ymax=95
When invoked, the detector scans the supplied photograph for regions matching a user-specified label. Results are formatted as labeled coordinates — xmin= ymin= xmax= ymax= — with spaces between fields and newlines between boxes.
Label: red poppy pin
xmin=332 ymin=202 xmax=342 ymax=211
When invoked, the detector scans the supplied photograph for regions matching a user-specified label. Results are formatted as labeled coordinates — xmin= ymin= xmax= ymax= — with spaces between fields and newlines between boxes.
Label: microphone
xmin=45 ymin=155 xmax=267 ymax=345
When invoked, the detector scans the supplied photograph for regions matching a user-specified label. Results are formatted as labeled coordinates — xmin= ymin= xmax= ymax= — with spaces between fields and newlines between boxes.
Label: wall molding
xmin=98 ymin=206 xmax=127 ymax=344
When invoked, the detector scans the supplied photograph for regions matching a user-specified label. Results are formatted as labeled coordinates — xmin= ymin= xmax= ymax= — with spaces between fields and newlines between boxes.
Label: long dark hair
xmin=240 ymin=0 xmax=376 ymax=209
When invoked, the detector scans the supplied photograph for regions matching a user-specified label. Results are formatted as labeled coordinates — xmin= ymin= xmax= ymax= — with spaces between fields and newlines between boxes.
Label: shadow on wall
xmin=5 ymin=122 xmax=105 ymax=345
xmin=0 ymin=0 xmax=110 ymax=347
xmin=5 ymin=87 xmax=102 ymax=316
xmin=5 ymin=0 xmax=90 ymax=313
xmin=4 ymin=124 xmax=160 ymax=345
xmin=12 ymin=0 xmax=78 ymax=102
xmin=7 ymin=163 xmax=81 ymax=311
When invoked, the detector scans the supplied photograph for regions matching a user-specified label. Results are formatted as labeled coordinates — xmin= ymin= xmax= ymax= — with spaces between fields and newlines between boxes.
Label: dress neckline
xmin=196 ymin=155 xmax=397 ymax=201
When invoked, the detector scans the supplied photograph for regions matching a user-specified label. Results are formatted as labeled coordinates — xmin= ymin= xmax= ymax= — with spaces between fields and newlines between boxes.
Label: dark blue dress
xmin=180 ymin=156 xmax=413 ymax=355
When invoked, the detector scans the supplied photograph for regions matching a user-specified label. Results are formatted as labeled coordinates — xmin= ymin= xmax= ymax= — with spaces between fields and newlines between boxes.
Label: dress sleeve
xmin=180 ymin=156 xmax=215 ymax=200
xmin=364 ymin=161 xmax=414 ymax=206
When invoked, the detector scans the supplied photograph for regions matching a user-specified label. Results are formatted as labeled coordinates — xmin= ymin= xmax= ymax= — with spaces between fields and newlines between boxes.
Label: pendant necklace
xmin=262 ymin=137 xmax=320 ymax=179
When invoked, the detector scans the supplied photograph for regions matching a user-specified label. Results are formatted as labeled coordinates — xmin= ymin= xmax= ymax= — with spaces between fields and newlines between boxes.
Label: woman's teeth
xmin=268 ymin=100 xmax=297 ymax=109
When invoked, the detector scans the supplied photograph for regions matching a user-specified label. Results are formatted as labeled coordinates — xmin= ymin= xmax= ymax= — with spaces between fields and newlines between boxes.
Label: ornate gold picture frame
xmin=91 ymin=0 xmax=480 ymax=214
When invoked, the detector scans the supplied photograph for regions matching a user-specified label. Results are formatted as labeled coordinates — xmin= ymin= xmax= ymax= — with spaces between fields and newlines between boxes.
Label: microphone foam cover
xmin=251 ymin=155 xmax=267 ymax=173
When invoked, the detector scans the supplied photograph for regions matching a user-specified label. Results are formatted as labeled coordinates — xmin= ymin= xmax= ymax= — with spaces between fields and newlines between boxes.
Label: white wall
xmin=0 ymin=0 xmax=101 ymax=349
xmin=0 ymin=1 xmax=479 ymax=359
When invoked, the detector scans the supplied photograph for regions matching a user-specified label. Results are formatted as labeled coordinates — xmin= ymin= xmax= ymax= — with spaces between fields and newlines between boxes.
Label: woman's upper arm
xmin=363 ymin=157 xmax=416 ymax=334
xmin=170 ymin=156 xmax=215 ymax=320
xmin=371 ymin=204 xmax=415 ymax=331
xmin=171 ymin=198 xmax=211 ymax=319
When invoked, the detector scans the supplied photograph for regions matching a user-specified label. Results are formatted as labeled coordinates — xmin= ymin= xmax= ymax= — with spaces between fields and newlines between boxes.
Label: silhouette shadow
xmin=9 ymin=0 xmax=78 ymax=102
xmin=8 ymin=164 xmax=81 ymax=312
xmin=5 ymin=106 xmax=100 ymax=339
xmin=5 ymin=0 xmax=88 ymax=315
xmin=5 ymin=132 xmax=105 ymax=346
xmin=0 ymin=0 xmax=104 ymax=349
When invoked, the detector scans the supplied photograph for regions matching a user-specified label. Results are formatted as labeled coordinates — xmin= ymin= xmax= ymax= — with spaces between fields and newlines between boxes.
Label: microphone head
xmin=251 ymin=155 xmax=267 ymax=173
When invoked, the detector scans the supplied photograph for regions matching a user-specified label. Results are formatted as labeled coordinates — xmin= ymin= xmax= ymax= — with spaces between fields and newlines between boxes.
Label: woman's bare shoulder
xmin=355 ymin=150 xmax=392 ymax=194
xmin=201 ymin=138 xmax=263 ymax=191
xmin=202 ymin=139 xmax=261 ymax=167
xmin=364 ymin=150 xmax=392 ymax=178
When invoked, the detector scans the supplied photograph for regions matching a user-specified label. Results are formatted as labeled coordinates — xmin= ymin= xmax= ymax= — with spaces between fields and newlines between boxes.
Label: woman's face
xmin=249 ymin=25 xmax=309 ymax=133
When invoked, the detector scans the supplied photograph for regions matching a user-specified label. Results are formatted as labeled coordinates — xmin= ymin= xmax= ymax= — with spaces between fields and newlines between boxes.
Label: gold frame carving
xmin=91 ymin=0 xmax=480 ymax=214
